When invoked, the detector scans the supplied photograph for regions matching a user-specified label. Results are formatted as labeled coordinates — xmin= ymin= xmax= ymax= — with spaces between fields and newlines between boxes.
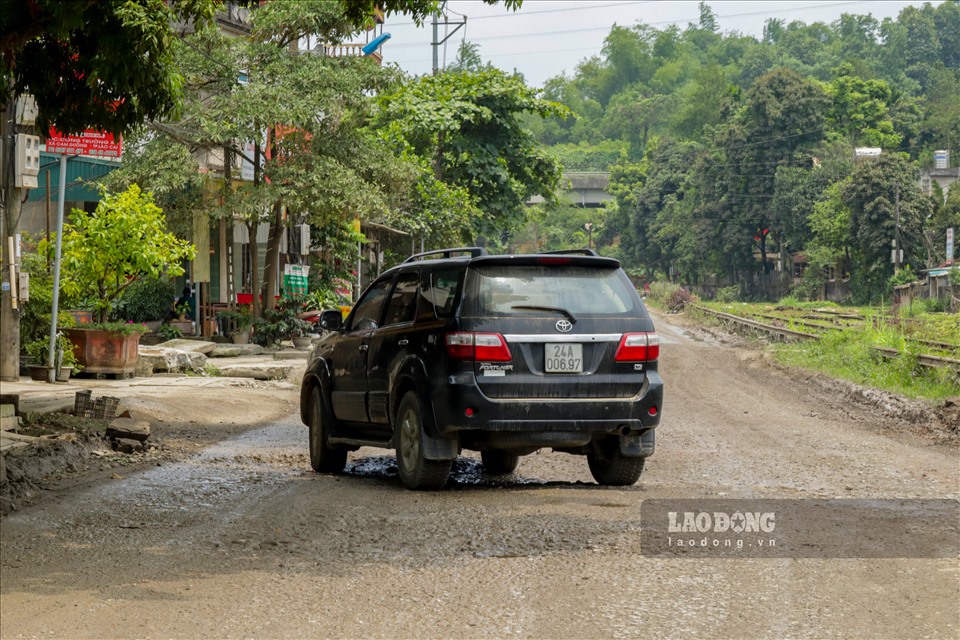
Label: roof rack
xmin=539 ymin=248 xmax=600 ymax=257
xmin=402 ymin=247 xmax=489 ymax=263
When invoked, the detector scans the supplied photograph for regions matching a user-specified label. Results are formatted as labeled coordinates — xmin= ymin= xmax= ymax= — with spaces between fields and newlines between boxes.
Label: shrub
xmin=715 ymin=285 xmax=740 ymax=303
xmin=252 ymin=296 xmax=313 ymax=347
xmin=114 ymin=277 xmax=176 ymax=323
xmin=666 ymin=287 xmax=698 ymax=312
xmin=156 ymin=325 xmax=183 ymax=341
xmin=647 ymin=281 xmax=680 ymax=305
xmin=19 ymin=247 xmax=76 ymax=349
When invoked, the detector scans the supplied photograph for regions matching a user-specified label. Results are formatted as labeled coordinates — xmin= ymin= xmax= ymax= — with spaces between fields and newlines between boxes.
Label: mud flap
xmin=619 ymin=429 xmax=655 ymax=457
xmin=421 ymin=430 xmax=459 ymax=460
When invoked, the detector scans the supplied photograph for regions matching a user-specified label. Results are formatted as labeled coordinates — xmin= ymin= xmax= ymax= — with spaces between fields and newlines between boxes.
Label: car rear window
xmin=468 ymin=265 xmax=637 ymax=316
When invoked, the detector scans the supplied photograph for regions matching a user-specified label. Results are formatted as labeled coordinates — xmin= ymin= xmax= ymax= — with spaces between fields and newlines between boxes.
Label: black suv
xmin=300 ymin=247 xmax=663 ymax=490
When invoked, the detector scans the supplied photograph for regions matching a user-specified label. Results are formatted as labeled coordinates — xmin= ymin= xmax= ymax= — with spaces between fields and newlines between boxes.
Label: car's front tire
xmin=587 ymin=436 xmax=645 ymax=486
xmin=481 ymin=449 xmax=520 ymax=474
xmin=308 ymin=385 xmax=347 ymax=473
xmin=396 ymin=391 xmax=451 ymax=490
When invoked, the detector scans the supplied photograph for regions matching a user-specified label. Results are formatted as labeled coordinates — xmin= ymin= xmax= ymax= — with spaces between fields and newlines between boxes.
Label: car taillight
xmin=445 ymin=332 xmax=512 ymax=361
xmin=614 ymin=332 xmax=659 ymax=362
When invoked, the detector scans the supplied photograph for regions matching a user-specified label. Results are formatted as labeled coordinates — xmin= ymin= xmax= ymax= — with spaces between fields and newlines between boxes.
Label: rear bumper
xmin=431 ymin=371 xmax=663 ymax=441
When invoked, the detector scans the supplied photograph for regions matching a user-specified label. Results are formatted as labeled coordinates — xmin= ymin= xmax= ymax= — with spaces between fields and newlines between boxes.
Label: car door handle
xmin=359 ymin=344 xmax=368 ymax=352
xmin=398 ymin=339 xmax=409 ymax=346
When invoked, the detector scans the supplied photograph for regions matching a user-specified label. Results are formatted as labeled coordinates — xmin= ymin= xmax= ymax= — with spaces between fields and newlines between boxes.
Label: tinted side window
xmin=417 ymin=268 xmax=463 ymax=320
xmin=347 ymin=277 xmax=393 ymax=332
xmin=382 ymin=272 xmax=419 ymax=326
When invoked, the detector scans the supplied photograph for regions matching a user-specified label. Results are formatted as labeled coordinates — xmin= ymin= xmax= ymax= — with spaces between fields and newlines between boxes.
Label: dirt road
xmin=1 ymin=311 xmax=957 ymax=639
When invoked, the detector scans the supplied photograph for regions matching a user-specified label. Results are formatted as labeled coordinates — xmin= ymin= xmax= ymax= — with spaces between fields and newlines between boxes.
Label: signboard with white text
xmin=46 ymin=128 xmax=123 ymax=157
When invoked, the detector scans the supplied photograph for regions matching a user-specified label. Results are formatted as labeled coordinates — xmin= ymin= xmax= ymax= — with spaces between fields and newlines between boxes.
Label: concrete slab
xmin=272 ymin=350 xmax=309 ymax=361
xmin=156 ymin=339 xmax=218 ymax=354
xmin=215 ymin=363 xmax=295 ymax=380
xmin=210 ymin=344 xmax=264 ymax=358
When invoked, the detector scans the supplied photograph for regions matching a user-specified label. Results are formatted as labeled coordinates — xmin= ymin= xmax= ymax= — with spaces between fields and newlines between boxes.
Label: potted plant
xmin=290 ymin=319 xmax=314 ymax=348
xmin=24 ymin=334 xmax=81 ymax=382
xmin=48 ymin=184 xmax=195 ymax=375
xmin=251 ymin=296 xmax=313 ymax=348
xmin=170 ymin=299 xmax=195 ymax=334
xmin=217 ymin=307 xmax=254 ymax=344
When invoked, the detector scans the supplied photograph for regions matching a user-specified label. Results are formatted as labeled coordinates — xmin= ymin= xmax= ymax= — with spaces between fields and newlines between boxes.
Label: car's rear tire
xmin=587 ymin=437 xmax=645 ymax=486
xmin=481 ymin=449 xmax=520 ymax=474
xmin=396 ymin=392 xmax=451 ymax=490
xmin=309 ymin=385 xmax=347 ymax=473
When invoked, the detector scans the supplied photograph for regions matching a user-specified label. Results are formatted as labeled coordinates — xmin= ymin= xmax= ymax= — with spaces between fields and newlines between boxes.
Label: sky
xmin=379 ymin=0 xmax=944 ymax=87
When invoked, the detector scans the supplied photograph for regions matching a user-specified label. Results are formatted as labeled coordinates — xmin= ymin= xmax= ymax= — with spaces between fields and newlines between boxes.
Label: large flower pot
xmin=171 ymin=320 xmax=194 ymax=335
xmin=65 ymin=328 xmax=141 ymax=376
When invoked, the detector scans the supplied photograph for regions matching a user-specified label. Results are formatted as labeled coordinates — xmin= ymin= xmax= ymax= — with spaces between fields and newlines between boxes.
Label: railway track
xmin=690 ymin=304 xmax=960 ymax=372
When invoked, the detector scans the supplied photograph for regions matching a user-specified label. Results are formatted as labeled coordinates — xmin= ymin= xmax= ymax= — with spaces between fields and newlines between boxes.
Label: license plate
xmin=545 ymin=343 xmax=583 ymax=373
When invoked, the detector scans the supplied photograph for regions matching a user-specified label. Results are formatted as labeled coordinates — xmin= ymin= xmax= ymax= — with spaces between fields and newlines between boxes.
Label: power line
xmin=386 ymin=1 xmax=872 ymax=49
xmin=388 ymin=1 xmax=655 ymax=27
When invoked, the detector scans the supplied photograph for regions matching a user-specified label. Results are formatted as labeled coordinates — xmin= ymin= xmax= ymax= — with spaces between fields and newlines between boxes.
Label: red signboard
xmin=46 ymin=128 xmax=123 ymax=158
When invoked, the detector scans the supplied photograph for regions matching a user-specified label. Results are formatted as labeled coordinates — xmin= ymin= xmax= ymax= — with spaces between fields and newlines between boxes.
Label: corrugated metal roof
xmin=26 ymin=152 xmax=120 ymax=203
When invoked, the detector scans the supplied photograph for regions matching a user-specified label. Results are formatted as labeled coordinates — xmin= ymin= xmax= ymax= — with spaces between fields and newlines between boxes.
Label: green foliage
xmin=1 ymin=0 xmax=218 ymax=136
xmin=773 ymin=325 xmax=959 ymax=401
xmin=715 ymin=286 xmax=740 ymax=303
xmin=646 ymin=281 xmax=699 ymax=312
xmin=251 ymin=296 xmax=312 ymax=347
xmin=53 ymin=185 xmax=195 ymax=324
xmin=24 ymin=334 xmax=80 ymax=371
xmin=376 ymin=68 xmax=570 ymax=238
xmin=18 ymin=238 xmax=76 ymax=349
xmin=156 ymin=325 xmax=184 ymax=342
xmin=115 ymin=278 xmax=176 ymax=324
xmin=889 ymin=265 xmax=919 ymax=289
xmin=89 ymin=322 xmax=150 ymax=336
xmin=840 ymin=155 xmax=932 ymax=303
xmin=551 ymin=140 xmax=626 ymax=172
xmin=216 ymin=307 xmax=253 ymax=335
xmin=527 ymin=1 xmax=960 ymax=302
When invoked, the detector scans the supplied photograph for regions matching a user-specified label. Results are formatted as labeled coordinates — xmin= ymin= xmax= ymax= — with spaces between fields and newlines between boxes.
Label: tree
xmin=376 ymin=68 xmax=569 ymax=240
xmin=54 ymin=185 xmax=195 ymax=324
xmin=108 ymin=2 xmax=421 ymax=318
xmin=825 ymin=69 xmax=901 ymax=149
xmin=0 ymin=0 xmax=218 ymax=381
xmin=707 ymin=68 xmax=829 ymax=281
xmin=840 ymin=154 xmax=932 ymax=303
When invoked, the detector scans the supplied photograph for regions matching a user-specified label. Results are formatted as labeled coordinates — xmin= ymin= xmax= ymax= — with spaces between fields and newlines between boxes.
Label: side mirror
xmin=319 ymin=309 xmax=342 ymax=331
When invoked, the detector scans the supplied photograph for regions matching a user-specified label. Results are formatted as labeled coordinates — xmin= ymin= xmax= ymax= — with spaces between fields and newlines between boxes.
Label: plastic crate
xmin=74 ymin=390 xmax=120 ymax=420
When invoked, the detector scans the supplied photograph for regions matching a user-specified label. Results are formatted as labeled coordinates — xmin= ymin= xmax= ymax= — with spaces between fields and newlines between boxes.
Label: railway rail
xmin=690 ymin=304 xmax=960 ymax=372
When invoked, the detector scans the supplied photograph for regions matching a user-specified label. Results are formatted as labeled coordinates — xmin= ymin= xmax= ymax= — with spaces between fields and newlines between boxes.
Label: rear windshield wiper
xmin=510 ymin=305 xmax=577 ymax=324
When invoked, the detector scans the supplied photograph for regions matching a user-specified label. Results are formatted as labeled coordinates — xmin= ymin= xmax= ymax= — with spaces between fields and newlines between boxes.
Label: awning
xmin=26 ymin=152 xmax=121 ymax=203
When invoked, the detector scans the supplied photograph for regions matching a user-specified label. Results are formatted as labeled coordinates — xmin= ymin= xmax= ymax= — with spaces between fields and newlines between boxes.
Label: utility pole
xmin=432 ymin=9 xmax=439 ymax=75
xmin=430 ymin=1 xmax=465 ymax=76
xmin=893 ymin=182 xmax=902 ymax=273
xmin=1 ymin=90 xmax=24 ymax=381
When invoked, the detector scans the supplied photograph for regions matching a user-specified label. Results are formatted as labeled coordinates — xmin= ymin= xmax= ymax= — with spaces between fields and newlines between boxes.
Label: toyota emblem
xmin=556 ymin=320 xmax=573 ymax=333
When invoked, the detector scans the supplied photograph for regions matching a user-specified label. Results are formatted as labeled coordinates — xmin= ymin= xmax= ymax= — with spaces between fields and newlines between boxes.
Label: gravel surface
xmin=0 ymin=310 xmax=957 ymax=639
